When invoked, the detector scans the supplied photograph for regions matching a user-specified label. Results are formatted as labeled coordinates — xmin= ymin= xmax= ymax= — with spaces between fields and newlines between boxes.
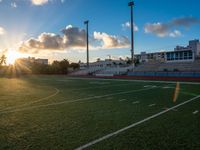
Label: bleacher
xmin=95 ymin=65 xmax=134 ymax=76
xmin=70 ymin=65 xmax=134 ymax=76
xmin=128 ymin=60 xmax=200 ymax=78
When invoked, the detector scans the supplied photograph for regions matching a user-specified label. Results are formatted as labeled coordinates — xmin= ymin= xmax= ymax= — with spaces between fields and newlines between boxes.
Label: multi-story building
xmin=16 ymin=57 xmax=48 ymax=65
xmin=136 ymin=39 xmax=200 ymax=63
xmin=79 ymin=59 xmax=127 ymax=70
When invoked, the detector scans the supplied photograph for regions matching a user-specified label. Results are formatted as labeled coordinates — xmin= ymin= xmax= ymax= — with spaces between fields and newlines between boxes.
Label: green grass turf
xmin=0 ymin=76 xmax=200 ymax=150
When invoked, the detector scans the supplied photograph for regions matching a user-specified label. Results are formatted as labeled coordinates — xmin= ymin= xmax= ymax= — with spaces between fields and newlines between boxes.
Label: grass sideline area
xmin=0 ymin=76 xmax=200 ymax=150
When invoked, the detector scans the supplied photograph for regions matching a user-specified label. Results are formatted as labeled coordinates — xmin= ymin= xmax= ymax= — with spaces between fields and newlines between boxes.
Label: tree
xmin=70 ymin=63 xmax=79 ymax=70
xmin=59 ymin=59 xmax=69 ymax=74
xmin=0 ymin=54 xmax=6 ymax=66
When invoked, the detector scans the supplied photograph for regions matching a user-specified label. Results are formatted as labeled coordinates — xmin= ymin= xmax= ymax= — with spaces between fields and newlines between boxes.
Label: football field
xmin=0 ymin=76 xmax=200 ymax=150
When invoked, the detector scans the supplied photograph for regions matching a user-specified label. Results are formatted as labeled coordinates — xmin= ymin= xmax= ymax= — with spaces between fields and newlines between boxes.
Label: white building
xmin=79 ymin=59 xmax=127 ymax=70
xmin=136 ymin=39 xmax=200 ymax=63
xmin=16 ymin=57 xmax=48 ymax=65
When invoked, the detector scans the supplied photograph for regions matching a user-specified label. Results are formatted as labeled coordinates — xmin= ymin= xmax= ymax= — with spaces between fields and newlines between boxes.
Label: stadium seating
xmin=128 ymin=60 xmax=200 ymax=78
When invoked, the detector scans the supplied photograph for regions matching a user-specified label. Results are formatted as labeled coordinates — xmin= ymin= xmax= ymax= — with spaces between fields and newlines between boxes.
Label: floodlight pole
xmin=128 ymin=1 xmax=134 ymax=64
xmin=84 ymin=20 xmax=89 ymax=68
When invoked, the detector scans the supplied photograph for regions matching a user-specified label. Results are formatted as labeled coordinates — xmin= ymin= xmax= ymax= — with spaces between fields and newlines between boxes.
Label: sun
xmin=7 ymin=50 xmax=22 ymax=65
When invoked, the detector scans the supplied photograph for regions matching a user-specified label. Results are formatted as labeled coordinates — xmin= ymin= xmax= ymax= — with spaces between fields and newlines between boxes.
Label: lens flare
xmin=173 ymin=82 xmax=180 ymax=103
xmin=7 ymin=50 xmax=22 ymax=65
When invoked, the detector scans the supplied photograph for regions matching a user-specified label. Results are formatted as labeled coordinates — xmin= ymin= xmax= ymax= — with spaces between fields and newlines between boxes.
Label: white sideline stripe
xmin=66 ymin=77 xmax=200 ymax=85
xmin=149 ymin=104 xmax=156 ymax=107
xmin=0 ymin=87 xmax=156 ymax=115
xmin=74 ymin=95 xmax=200 ymax=150
xmin=0 ymin=88 xmax=60 ymax=112
xmin=193 ymin=110 xmax=199 ymax=114
xmin=132 ymin=101 xmax=140 ymax=104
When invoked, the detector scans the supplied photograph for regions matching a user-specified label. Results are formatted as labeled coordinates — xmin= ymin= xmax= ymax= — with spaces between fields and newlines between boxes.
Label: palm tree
xmin=0 ymin=54 xmax=6 ymax=66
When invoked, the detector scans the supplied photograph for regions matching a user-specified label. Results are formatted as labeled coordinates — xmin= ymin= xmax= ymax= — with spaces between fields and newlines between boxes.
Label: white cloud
xmin=31 ymin=0 xmax=49 ymax=5
xmin=19 ymin=25 xmax=87 ymax=53
xmin=0 ymin=27 xmax=6 ymax=35
xmin=169 ymin=30 xmax=182 ymax=37
xmin=122 ymin=21 xmax=139 ymax=32
xmin=94 ymin=32 xmax=130 ymax=49
xmin=61 ymin=0 xmax=65 ymax=3
xmin=18 ymin=25 xmax=130 ymax=54
xmin=11 ymin=2 xmax=17 ymax=8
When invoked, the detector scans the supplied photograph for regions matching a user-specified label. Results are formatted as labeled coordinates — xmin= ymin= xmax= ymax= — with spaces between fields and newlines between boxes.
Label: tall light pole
xmin=128 ymin=1 xmax=134 ymax=64
xmin=84 ymin=20 xmax=89 ymax=68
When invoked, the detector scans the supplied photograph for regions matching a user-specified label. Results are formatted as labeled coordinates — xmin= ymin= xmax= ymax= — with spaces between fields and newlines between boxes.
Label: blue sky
xmin=0 ymin=0 xmax=200 ymax=63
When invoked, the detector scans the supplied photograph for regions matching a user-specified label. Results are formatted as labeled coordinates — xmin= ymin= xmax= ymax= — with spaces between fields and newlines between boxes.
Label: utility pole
xmin=84 ymin=20 xmax=89 ymax=68
xmin=128 ymin=1 xmax=134 ymax=64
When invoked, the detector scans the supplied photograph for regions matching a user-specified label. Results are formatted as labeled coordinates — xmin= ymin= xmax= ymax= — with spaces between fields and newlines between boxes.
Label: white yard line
xmin=193 ymin=110 xmax=199 ymax=115
xmin=119 ymin=99 xmax=127 ymax=102
xmin=132 ymin=101 xmax=140 ymax=104
xmin=148 ymin=104 xmax=156 ymax=107
xmin=0 ymin=87 xmax=156 ymax=115
xmin=162 ymin=86 xmax=174 ymax=89
xmin=74 ymin=95 xmax=200 ymax=150
xmin=0 ymin=88 xmax=60 ymax=112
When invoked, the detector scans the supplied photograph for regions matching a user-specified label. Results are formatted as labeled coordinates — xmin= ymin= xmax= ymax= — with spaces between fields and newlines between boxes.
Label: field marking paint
xmin=0 ymin=88 xmax=60 ymax=112
xmin=74 ymin=95 xmax=200 ymax=150
xmin=66 ymin=77 xmax=200 ymax=85
xmin=144 ymin=85 xmax=153 ymax=88
xmin=162 ymin=86 xmax=173 ymax=89
xmin=193 ymin=110 xmax=199 ymax=115
xmin=148 ymin=104 xmax=156 ymax=107
xmin=119 ymin=99 xmax=127 ymax=102
xmin=162 ymin=107 xmax=178 ymax=112
xmin=132 ymin=101 xmax=140 ymax=104
xmin=0 ymin=87 xmax=156 ymax=115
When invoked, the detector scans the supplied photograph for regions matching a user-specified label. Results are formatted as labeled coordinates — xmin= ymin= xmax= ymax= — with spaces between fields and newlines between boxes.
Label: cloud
xmin=61 ymin=25 xmax=86 ymax=48
xmin=18 ymin=25 xmax=130 ymax=54
xmin=19 ymin=25 xmax=86 ymax=53
xmin=169 ymin=30 xmax=182 ymax=38
xmin=11 ymin=2 xmax=17 ymax=8
xmin=93 ymin=32 xmax=130 ymax=49
xmin=0 ymin=27 xmax=6 ymax=35
xmin=122 ymin=22 xmax=139 ymax=32
xmin=171 ymin=17 xmax=200 ymax=27
xmin=31 ymin=0 xmax=49 ymax=5
xmin=144 ymin=22 xmax=170 ymax=37
xmin=144 ymin=16 xmax=199 ymax=37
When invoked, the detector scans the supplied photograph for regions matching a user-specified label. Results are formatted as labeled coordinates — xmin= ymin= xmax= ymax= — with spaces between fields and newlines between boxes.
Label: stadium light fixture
xmin=128 ymin=1 xmax=134 ymax=64
xmin=84 ymin=20 xmax=89 ymax=68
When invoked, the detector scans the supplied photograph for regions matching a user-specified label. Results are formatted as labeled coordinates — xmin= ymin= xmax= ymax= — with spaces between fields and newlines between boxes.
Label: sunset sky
xmin=0 ymin=0 xmax=200 ymax=63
